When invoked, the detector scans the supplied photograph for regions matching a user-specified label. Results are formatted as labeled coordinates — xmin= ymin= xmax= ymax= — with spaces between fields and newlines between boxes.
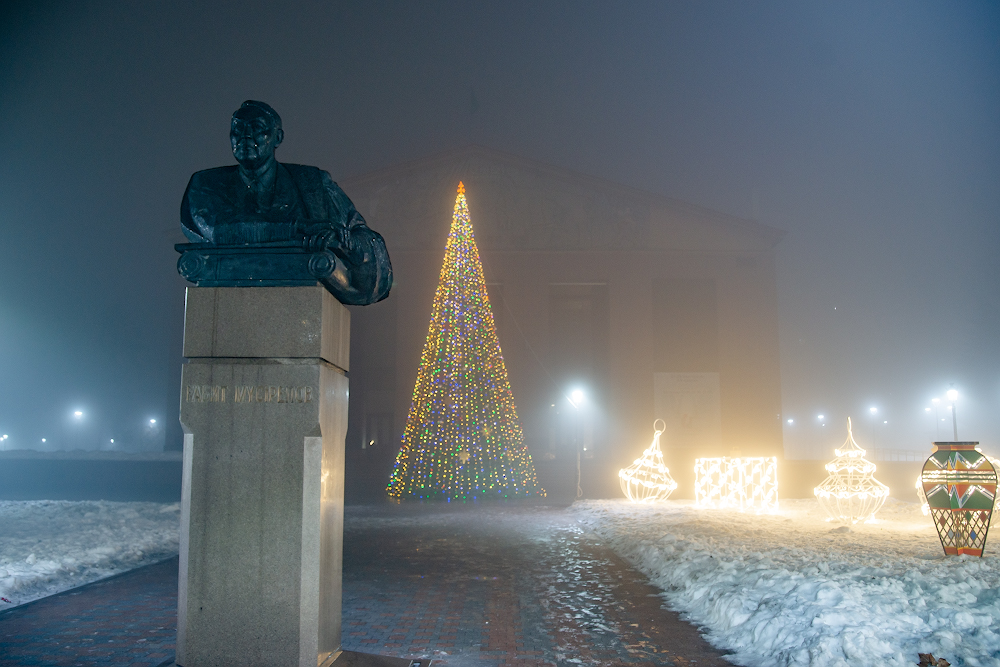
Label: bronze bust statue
xmin=176 ymin=101 xmax=391 ymax=305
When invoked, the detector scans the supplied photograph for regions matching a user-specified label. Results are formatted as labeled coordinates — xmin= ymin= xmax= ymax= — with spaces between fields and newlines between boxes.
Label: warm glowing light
xmin=813 ymin=418 xmax=888 ymax=524
xmin=695 ymin=456 xmax=778 ymax=512
xmin=386 ymin=183 xmax=544 ymax=500
xmin=619 ymin=420 xmax=678 ymax=503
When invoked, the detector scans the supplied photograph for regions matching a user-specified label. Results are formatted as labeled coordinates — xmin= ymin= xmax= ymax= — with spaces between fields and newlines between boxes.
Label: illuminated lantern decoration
xmin=387 ymin=183 xmax=544 ymax=500
xmin=916 ymin=453 xmax=1000 ymax=522
xmin=694 ymin=456 xmax=778 ymax=512
xmin=619 ymin=419 xmax=678 ymax=502
xmin=813 ymin=418 xmax=889 ymax=524
xmin=920 ymin=442 xmax=997 ymax=556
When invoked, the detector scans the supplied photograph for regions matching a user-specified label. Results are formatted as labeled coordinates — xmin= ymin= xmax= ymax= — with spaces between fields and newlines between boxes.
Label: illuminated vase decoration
xmin=916 ymin=453 xmax=1000 ymax=524
xmin=921 ymin=442 xmax=997 ymax=556
xmin=619 ymin=419 xmax=678 ymax=503
xmin=813 ymin=418 xmax=889 ymax=524
xmin=386 ymin=183 xmax=544 ymax=501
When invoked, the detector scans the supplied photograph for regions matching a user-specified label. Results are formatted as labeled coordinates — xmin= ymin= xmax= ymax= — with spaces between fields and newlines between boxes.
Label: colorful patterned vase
xmin=921 ymin=442 xmax=997 ymax=557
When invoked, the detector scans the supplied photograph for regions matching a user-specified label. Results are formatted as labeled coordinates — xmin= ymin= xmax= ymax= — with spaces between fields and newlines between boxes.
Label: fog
xmin=0 ymin=0 xmax=997 ymax=462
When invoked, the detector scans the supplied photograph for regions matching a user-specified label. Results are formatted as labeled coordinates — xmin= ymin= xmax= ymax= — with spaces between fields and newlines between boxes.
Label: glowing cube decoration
xmin=694 ymin=456 xmax=778 ymax=512
xmin=813 ymin=418 xmax=889 ymax=524
xmin=619 ymin=420 xmax=678 ymax=503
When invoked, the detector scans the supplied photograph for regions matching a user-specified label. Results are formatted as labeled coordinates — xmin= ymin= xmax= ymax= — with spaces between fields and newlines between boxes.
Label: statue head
xmin=230 ymin=100 xmax=284 ymax=171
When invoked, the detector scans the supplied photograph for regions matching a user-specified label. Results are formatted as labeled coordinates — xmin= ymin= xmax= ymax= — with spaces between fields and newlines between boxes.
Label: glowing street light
xmin=869 ymin=407 xmax=877 ymax=415
xmin=568 ymin=389 xmax=585 ymax=408
xmin=946 ymin=388 xmax=959 ymax=440
xmin=149 ymin=419 xmax=157 ymax=425
xmin=787 ymin=418 xmax=794 ymax=424
xmin=73 ymin=410 xmax=83 ymax=419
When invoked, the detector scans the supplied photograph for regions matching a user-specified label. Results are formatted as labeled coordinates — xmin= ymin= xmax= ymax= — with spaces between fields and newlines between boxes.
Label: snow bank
xmin=572 ymin=498 xmax=999 ymax=667
xmin=0 ymin=500 xmax=179 ymax=608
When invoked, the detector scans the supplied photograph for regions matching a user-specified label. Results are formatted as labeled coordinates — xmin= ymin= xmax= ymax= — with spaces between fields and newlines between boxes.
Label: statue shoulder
xmin=281 ymin=163 xmax=326 ymax=186
xmin=187 ymin=165 xmax=239 ymax=191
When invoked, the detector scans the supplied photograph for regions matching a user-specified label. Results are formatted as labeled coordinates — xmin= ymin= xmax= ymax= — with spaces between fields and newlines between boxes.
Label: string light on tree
xmin=813 ymin=418 xmax=889 ymax=524
xmin=619 ymin=420 xmax=678 ymax=503
xmin=387 ymin=182 xmax=544 ymax=501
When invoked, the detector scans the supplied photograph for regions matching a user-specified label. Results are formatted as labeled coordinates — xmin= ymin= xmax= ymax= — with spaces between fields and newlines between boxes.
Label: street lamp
xmin=946 ymin=388 xmax=959 ymax=440
xmin=869 ymin=407 xmax=878 ymax=456
xmin=566 ymin=387 xmax=588 ymax=498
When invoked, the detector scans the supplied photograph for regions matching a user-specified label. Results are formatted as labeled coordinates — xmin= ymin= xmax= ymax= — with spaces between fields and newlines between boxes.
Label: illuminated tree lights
xmin=619 ymin=420 xmax=678 ymax=502
xmin=387 ymin=183 xmax=544 ymax=500
xmin=695 ymin=457 xmax=779 ymax=512
xmin=813 ymin=418 xmax=888 ymax=524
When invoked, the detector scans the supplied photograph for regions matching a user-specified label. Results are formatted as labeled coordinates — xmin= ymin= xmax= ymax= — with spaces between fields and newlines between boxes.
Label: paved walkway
xmin=0 ymin=504 xmax=732 ymax=667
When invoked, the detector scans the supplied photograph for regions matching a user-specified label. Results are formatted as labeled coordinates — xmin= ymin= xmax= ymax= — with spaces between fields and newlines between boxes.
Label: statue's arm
xmin=180 ymin=176 xmax=211 ymax=242
xmin=323 ymin=173 xmax=392 ymax=304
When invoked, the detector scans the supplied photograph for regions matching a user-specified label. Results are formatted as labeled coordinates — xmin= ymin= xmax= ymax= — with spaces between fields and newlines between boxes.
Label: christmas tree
xmin=387 ymin=183 xmax=544 ymax=501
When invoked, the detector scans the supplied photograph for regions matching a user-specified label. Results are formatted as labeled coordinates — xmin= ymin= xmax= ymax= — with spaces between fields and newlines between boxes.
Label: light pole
xmin=568 ymin=388 xmax=586 ymax=499
xmin=869 ymin=406 xmax=878 ymax=457
xmin=947 ymin=388 xmax=958 ymax=440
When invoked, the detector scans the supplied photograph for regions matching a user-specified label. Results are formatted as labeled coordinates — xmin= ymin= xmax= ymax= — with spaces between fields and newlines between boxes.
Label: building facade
xmin=340 ymin=146 xmax=784 ymax=502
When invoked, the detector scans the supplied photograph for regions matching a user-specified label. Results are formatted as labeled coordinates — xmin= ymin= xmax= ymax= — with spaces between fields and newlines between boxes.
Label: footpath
xmin=0 ymin=504 xmax=732 ymax=667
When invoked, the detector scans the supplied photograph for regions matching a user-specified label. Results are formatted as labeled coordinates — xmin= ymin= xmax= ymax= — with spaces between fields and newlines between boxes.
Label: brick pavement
xmin=0 ymin=504 xmax=734 ymax=667
xmin=0 ymin=557 xmax=177 ymax=667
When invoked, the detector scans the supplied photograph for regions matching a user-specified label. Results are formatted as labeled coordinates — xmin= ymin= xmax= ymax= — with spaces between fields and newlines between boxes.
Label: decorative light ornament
xmin=916 ymin=453 xmax=1000 ymax=522
xmin=386 ymin=182 xmax=544 ymax=500
xmin=695 ymin=456 xmax=778 ymax=512
xmin=920 ymin=442 xmax=997 ymax=556
xmin=813 ymin=418 xmax=889 ymax=523
xmin=619 ymin=419 xmax=678 ymax=503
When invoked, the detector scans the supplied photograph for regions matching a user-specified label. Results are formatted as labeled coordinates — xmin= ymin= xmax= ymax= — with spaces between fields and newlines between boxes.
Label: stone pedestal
xmin=177 ymin=286 xmax=349 ymax=667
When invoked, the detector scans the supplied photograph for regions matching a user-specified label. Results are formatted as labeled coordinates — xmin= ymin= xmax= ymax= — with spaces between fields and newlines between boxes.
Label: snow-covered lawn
xmin=0 ymin=500 xmax=180 ymax=608
xmin=572 ymin=498 xmax=999 ymax=667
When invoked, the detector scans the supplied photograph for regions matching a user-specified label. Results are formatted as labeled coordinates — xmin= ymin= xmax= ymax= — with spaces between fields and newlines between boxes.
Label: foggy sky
xmin=0 ymin=0 xmax=997 ymax=457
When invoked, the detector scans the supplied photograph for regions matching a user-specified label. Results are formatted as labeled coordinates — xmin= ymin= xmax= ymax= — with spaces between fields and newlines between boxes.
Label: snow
xmin=0 ymin=500 xmax=180 ymax=608
xmin=572 ymin=498 xmax=1000 ymax=667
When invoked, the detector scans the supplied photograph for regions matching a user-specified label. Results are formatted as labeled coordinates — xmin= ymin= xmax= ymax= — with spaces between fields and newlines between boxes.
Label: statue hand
xmin=303 ymin=228 xmax=338 ymax=252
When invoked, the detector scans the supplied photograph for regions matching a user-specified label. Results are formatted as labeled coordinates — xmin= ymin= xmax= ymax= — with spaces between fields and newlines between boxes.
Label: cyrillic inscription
xmin=233 ymin=385 xmax=314 ymax=403
xmin=184 ymin=385 xmax=314 ymax=404
xmin=185 ymin=385 xmax=228 ymax=402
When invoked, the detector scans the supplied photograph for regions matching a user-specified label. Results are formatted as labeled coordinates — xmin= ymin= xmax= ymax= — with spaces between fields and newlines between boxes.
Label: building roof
xmin=340 ymin=145 xmax=786 ymax=253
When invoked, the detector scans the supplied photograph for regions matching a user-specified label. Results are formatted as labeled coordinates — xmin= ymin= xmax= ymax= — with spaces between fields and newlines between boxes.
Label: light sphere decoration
xmin=694 ymin=456 xmax=778 ymax=512
xmin=813 ymin=418 xmax=889 ymax=524
xmin=619 ymin=419 xmax=678 ymax=503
